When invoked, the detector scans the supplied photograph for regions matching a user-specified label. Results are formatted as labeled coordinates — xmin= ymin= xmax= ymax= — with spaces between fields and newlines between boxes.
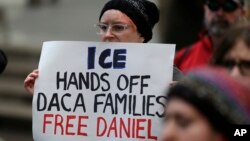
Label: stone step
xmin=0 ymin=77 xmax=31 ymax=98
xmin=0 ymin=45 xmax=39 ymax=120
xmin=0 ymin=72 xmax=33 ymax=120
xmin=3 ymin=57 xmax=39 ymax=79
xmin=0 ymin=98 xmax=32 ymax=120
xmin=2 ymin=47 xmax=40 ymax=78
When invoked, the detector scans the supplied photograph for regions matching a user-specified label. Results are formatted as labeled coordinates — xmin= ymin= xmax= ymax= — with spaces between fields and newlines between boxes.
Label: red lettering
xmin=43 ymin=114 xmax=53 ymax=133
xmin=132 ymin=118 xmax=135 ymax=138
xmin=107 ymin=117 xmax=117 ymax=137
xmin=42 ymin=114 xmax=89 ymax=136
xmin=120 ymin=117 xmax=130 ymax=138
xmin=96 ymin=116 xmax=157 ymax=140
xmin=77 ymin=116 xmax=88 ymax=136
xmin=66 ymin=115 xmax=76 ymax=135
xmin=97 ymin=117 xmax=107 ymax=136
xmin=148 ymin=119 xmax=157 ymax=140
xmin=136 ymin=119 xmax=146 ymax=139
xmin=54 ymin=114 xmax=64 ymax=135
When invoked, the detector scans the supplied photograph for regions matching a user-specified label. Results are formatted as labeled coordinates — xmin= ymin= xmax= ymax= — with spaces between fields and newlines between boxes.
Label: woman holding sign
xmin=24 ymin=0 xmax=182 ymax=94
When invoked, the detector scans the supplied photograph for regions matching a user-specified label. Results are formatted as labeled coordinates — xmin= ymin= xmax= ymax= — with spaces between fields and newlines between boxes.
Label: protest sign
xmin=33 ymin=41 xmax=175 ymax=141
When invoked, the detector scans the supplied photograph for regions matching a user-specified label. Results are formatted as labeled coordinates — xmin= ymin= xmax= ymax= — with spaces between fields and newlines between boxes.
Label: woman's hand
xmin=24 ymin=69 xmax=39 ymax=95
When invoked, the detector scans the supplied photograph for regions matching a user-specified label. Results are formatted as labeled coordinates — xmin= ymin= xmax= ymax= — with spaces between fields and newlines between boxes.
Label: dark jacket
xmin=0 ymin=49 xmax=7 ymax=74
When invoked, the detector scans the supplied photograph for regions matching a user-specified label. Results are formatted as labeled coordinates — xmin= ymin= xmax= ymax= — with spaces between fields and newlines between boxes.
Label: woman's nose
xmin=215 ymin=8 xmax=225 ymax=17
xmin=101 ymin=27 xmax=115 ymax=41
xmin=162 ymin=121 xmax=177 ymax=141
xmin=231 ymin=65 xmax=242 ymax=77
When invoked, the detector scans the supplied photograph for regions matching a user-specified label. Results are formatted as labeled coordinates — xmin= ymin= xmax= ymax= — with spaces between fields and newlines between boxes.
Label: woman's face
xmin=222 ymin=40 xmax=250 ymax=77
xmin=99 ymin=9 xmax=144 ymax=43
xmin=162 ymin=98 xmax=223 ymax=141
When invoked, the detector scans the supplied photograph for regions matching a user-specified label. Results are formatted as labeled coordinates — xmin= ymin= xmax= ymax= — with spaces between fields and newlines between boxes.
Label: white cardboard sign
xmin=33 ymin=41 xmax=175 ymax=141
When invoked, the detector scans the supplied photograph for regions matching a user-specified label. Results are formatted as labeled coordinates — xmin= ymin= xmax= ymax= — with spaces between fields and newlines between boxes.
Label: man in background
xmin=175 ymin=0 xmax=246 ymax=73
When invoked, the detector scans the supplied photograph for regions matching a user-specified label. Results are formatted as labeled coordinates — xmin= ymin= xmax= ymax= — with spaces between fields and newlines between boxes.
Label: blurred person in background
xmin=174 ymin=0 xmax=246 ymax=73
xmin=0 ymin=49 xmax=7 ymax=74
xmin=24 ymin=0 xmax=183 ymax=94
xmin=211 ymin=24 xmax=250 ymax=78
xmin=163 ymin=67 xmax=250 ymax=141
xmin=0 ymin=49 xmax=8 ymax=141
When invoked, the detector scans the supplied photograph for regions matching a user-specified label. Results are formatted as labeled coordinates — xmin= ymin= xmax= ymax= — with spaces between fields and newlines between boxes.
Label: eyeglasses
xmin=206 ymin=0 xmax=241 ymax=12
xmin=221 ymin=59 xmax=250 ymax=76
xmin=94 ymin=23 xmax=130 ymax=35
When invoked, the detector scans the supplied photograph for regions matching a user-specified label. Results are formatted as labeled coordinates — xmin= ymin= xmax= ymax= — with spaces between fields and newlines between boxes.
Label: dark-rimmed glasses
xmin=221 ymin=59 xmax=250 ymax=76
xmin=206 ymin=0 xmax=241 ymax=12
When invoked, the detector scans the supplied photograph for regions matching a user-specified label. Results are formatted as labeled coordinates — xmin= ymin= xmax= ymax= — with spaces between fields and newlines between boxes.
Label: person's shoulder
xmin=174 ymin=37 xmax=208 ymax=67
xmin=175 ymin=43 xmax=195 ymax=61
xmin=176 ymin=37 xmax=205 ymax=54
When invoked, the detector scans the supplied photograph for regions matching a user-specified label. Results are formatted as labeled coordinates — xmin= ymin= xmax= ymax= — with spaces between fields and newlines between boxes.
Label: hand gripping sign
xmin=33 ymin=41 xmax=175 ymax=141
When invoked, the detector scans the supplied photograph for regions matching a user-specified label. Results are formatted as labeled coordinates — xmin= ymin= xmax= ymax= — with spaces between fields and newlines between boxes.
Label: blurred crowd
xmin=166 ymin=0 xmax=250 ymax=140
xmin=165 ymin=0 xmax=250 ymax=140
